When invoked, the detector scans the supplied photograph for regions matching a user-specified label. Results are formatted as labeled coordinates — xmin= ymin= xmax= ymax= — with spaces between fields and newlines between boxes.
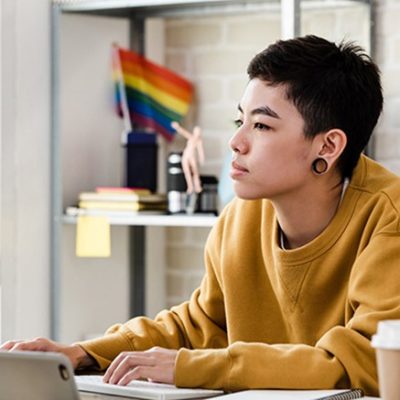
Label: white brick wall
xmin=374 ymin=0 xmax=400 ymax=173
xmin=165 ymin=227 xmax=210 ymax=308
xmin=162 ymin=3 xmax=388 ymax=307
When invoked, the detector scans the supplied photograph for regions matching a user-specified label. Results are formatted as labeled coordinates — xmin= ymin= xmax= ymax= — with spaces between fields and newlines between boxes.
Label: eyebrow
xmin=237 ymin=104 xmax=280 ymax=119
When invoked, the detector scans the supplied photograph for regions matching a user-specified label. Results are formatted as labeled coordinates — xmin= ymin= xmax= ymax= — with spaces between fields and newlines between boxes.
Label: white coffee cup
xmin=371 ymin=320 xmax=400 ymax=400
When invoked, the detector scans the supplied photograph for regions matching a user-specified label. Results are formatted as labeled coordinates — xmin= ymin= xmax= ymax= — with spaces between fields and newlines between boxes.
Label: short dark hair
xmin=247 ymin=35 xmax=383 ymax=178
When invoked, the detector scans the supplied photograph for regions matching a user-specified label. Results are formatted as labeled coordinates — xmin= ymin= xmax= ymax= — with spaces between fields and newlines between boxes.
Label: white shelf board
xmin=53 ymin=0 xmax=282 ymax=18
xmin=53 ymin=0 xmax=369 ymax=14
xmin=63 ymin=213 xmax=218 ymax=227
xmin=54 ymin=0 xmax=277 ymax=12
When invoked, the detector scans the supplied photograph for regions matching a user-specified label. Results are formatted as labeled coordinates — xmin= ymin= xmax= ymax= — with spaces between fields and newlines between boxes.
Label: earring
xmin=312 ymin=158 xmax=328 ymax=175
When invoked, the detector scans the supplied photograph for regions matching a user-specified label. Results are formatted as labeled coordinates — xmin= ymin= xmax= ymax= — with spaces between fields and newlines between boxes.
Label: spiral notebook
xmin=215 ymin=389 xmax=364 ymax=400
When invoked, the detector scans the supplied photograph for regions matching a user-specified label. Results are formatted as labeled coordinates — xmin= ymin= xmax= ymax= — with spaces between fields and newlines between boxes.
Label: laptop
xmin=0 ymin=350 xmax=80 ymax=400
xmin=0 ymin=351 xmax=224 ymax=400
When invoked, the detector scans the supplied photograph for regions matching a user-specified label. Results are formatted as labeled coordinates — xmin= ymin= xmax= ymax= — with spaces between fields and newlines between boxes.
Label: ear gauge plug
xmin=312 ymin=158 xmax=328 ymax=175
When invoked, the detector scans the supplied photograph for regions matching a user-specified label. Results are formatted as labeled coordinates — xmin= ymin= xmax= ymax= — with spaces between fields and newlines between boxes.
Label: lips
xmin=232 ymin=160 xmax=248 ymax=172
xmin=230 ymin=160 xmax=249 ymax=178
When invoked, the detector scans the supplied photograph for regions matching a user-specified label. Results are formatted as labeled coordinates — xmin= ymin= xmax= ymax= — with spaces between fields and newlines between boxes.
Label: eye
xmin=233 ymin=119 xmax=243 ymax=128
xmin=254 ymin=122 xmax=271 ymax=131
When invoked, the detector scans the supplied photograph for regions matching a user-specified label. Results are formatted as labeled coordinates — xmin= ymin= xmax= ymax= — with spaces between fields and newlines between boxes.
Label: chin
xmin=233 ymin=181 xmax=269 ymax=200
xmin=234 ymin=188 xmax=266 ymax=201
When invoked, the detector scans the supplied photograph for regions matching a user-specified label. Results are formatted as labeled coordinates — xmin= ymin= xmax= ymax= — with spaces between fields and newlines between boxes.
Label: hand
xmin=103 ymin=347 xmax=178 ymax=386
xmin=0 ymin=337 xmax=94 ymax=370
xmin=171 ymin=121 xmax=205 ymax=194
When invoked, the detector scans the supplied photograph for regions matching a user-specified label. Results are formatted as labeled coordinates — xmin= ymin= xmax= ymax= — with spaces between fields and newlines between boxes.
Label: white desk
xmin=79 ymin=391 xmax=380 ymax=400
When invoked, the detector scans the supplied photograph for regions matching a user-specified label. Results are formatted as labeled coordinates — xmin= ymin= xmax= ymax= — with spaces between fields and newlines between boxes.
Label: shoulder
xmin=218 ymin=197 xmax=273 ymax=226
xmin=352 ymin=156 xmax=400 ymax=195
xmin=352 ymin=156 xmax=400 ymax=199
xmin=207 ymin=197 xmax=274 ymax=243
xmin=350 ymin=156 xmax=400 ymax=232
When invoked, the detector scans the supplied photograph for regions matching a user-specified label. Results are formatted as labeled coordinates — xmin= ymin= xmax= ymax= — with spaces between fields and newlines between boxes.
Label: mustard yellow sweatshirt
xmin=80 ymin=155 xmax=400 ymax=396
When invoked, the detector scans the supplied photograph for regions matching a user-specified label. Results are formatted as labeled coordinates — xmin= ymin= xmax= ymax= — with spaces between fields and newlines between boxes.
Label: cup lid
xmin=371 ymin=320 xmax=400 ymax=349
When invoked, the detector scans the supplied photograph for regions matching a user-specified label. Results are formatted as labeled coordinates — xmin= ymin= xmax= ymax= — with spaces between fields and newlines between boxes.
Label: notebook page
xmin=75 ymin=375 xmax=224 ymax=400
xmin=212 ymin=389 xmax=363 ymax=400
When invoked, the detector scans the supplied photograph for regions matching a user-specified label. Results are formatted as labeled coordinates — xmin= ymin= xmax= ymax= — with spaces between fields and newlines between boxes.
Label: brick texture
xmin=374 ymin=0 xmax=400 ymax=173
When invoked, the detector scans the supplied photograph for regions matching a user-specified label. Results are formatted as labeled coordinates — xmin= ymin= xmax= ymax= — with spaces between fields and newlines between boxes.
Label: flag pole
xmin=112 ymin=43 xmax=132 ymax=144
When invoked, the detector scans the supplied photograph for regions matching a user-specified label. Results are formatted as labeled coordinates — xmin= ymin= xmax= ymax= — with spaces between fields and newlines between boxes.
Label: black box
xmin=125 ymin=132 xmax=158 ymax=192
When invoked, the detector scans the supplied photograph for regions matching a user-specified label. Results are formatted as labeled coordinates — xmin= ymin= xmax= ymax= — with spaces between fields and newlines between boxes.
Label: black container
xmin=125 ymin=132 xmax=158 ymax=192
xmin=198 ymin=175 xmax=219 ymax=215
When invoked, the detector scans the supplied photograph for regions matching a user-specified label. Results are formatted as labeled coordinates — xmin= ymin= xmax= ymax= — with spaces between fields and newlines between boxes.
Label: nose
xmin=229 ymin=125 xmax=248 ymax=154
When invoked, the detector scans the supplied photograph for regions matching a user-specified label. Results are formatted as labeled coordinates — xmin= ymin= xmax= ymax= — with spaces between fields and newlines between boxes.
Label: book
xmin=75 ymin=375 xmax=223 ymax=400
xmin=79 ymin=201 xmax=144 ymax=211
xmin=78 ymin=201 xmax=167 ymax=212
xmin=79 ymin=192 xmax=167 ymax=204
xmin=66 ymin=207 xmax=166 ymax=218
xmin=96 ymin=187 xmax=151 ymax=195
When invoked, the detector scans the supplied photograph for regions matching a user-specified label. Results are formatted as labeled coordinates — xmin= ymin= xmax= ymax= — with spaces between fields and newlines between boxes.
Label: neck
xmin=273 ymin=174 xmax=344 ymax=249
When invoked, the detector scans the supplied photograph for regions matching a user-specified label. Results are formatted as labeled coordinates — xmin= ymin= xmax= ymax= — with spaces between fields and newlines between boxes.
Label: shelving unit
xmin=63 ymin=213 xmax=217 ymax=227
xmin=50 ymin=0 xmax=373 ymax=340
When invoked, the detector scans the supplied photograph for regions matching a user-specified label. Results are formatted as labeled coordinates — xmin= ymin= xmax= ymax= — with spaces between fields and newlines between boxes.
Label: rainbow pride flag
xmin=113 ymin=46 xmax=194 ymax=141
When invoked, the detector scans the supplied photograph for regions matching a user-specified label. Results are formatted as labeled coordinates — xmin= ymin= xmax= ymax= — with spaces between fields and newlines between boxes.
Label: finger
xmin=9 ymin=338 xmax=56 ymax=353
xmin=10 ymin=339 xmax=46 ymax=352
xmin=171 ymin=121 xmax=192 ymax=140
xmin=108 ymin=354 xmax=156 ymax=385
xmin=146 ymin=346 xmax=162 ymax=352
xmin=103 ymin=352 xmax=129 ymax=383
xmin=118 ymin=366 xmax=153 ymax=386
xmin=10 ymin=342 xmax=38 ymax=351
xmin=0 ymin=340 xmax=22 ymax=350
xmin=118 ymin=365 xmax=173 ymax=386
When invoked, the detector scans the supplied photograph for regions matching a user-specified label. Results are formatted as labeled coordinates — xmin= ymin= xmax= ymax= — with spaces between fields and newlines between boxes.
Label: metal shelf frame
xmin=50 ymin=0 xmax=373 ymax=339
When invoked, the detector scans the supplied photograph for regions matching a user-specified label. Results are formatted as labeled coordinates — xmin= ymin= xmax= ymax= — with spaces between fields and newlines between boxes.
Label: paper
xmin=76 ymin=216 xmax=111 ymax=257
xmin=213 ymin=389 xmax=362 ymax=400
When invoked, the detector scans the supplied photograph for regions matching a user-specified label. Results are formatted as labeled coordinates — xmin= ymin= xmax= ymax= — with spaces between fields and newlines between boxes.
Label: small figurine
xmin=171 ymin=121 xmax=205 ymax=194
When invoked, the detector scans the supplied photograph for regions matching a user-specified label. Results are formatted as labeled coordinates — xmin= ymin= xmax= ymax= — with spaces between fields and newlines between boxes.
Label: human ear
xmin=316 ymin=129 xmax=347 ymax=167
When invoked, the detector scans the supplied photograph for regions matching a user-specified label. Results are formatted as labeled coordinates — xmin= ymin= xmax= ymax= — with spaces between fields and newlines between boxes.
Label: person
xmin=2 ymin=35 xmax=399 ymax=397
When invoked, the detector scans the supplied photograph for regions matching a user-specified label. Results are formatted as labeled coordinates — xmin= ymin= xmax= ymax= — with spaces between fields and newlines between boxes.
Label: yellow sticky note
xmin=76 ymin=216 xmax=111 ymax=257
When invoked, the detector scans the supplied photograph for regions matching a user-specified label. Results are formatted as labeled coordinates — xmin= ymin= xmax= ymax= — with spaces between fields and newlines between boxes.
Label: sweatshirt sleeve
xmin=175 ymin=232 xmax=400 ymax=396
xmin=78 ymin=217 xmax=228 ymax=371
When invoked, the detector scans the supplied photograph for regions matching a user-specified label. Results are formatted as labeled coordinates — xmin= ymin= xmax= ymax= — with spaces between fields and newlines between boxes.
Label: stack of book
xmin=66 ymin=187 xmax=167 ymax=217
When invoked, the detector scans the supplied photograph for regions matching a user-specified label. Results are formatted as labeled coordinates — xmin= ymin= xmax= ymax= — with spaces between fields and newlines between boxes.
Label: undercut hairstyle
xmin=247 ymin=35 xmax=383 ymax=178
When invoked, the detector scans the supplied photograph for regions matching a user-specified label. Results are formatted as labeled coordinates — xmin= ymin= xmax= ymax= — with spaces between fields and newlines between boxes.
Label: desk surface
xmin=80 ymin=393 xmax=380 ymax=400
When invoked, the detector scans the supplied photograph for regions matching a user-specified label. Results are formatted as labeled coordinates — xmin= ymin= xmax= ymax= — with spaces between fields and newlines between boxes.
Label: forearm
xmin=175 ymin=341 xmax=349 ymax=392
xmin=66 ymin=344 xmax=98 ymax=370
